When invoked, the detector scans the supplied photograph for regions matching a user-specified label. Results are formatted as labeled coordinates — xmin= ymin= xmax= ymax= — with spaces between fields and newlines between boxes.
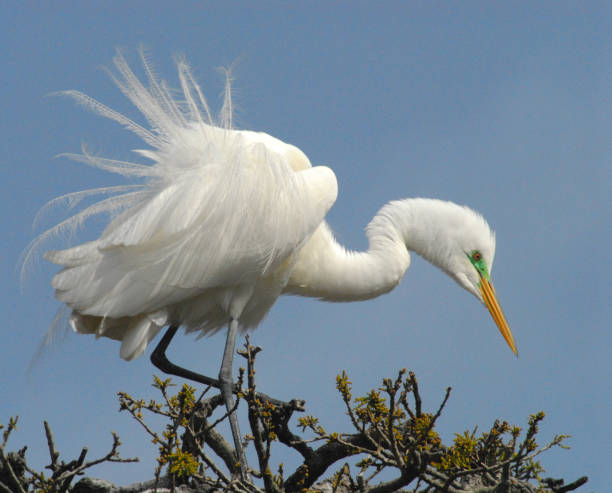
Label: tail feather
xmin=70 ymin=311 xmax=166 ymax=360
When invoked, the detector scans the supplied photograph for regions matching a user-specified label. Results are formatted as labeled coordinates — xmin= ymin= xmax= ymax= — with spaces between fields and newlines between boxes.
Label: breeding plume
xmin=28 ymin=51 xmax=517 ymax=478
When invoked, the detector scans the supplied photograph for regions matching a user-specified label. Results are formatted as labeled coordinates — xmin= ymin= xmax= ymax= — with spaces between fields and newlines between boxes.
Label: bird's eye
xmin=472 ymin=251 xmax=482 ymax=261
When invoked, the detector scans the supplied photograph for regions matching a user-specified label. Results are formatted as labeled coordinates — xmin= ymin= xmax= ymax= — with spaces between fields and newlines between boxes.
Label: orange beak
xmin=479 ymin=278 xmax=518 ymax=356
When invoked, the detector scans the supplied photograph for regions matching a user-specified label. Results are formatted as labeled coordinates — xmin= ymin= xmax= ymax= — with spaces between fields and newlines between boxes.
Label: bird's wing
xmin=37 ymin=52 xmax=337 ymax=319
xmin=46 ymin=127 xmax=337 ymax=318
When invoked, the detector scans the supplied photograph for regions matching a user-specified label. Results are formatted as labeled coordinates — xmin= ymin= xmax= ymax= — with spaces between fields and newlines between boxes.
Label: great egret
xmin=28 ymin=51 xmax=517 ymax=479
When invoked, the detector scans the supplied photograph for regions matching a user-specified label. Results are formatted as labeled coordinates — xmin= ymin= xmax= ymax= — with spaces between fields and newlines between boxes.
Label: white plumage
xmin=28 ymin=50 xmax=517 ymax=363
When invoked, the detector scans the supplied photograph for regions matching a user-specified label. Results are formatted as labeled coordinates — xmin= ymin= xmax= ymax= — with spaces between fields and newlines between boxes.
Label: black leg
xmin=150 ymin=325 xmax=305 ymax=410
xmin=151 ymin=325 xmax=222 ymax=388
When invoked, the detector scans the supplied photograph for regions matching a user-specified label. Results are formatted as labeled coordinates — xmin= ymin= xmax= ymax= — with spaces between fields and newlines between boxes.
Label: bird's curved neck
xmin=286 ymin=198 xmax=458 ymax=301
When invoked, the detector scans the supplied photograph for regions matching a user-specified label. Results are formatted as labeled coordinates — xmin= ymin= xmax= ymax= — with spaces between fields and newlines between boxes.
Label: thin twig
xmin=188 ymin=430 xmax=231 ymax=485
xmin=409 ymin=372 xmax=422 ymax=417
xmin=43 ymin=420 xmax=60 ymax=470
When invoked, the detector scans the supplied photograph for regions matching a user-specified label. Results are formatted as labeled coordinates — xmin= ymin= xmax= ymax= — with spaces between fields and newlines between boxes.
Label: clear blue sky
xmin=2 ymin=2 xmax=609 ymax=490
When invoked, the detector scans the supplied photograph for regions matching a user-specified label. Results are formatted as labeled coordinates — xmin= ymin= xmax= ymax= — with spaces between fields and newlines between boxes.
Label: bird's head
xmin=447 ymin=215 xmax=518 ymax=357
xmin=366 ymin=197 xmax=517 ymax=356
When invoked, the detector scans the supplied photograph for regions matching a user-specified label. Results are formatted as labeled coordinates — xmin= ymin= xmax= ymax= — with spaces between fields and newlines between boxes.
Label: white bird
xmin=27 ymin=51 xmax=517 ymax=479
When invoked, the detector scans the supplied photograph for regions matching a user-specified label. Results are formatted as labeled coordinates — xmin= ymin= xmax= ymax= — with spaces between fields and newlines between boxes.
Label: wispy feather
xmin=25 ymin=48 xmax=327 ymax=351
